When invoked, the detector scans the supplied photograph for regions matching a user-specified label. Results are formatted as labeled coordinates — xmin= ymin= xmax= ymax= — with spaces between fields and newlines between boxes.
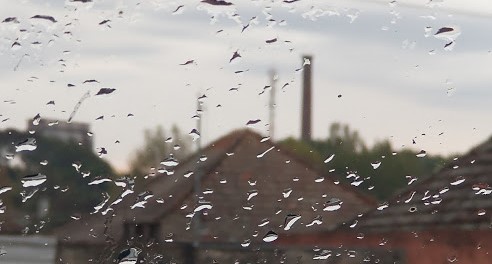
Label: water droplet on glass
xmin=323 ymin=198 xmax=342 ymax=211
xmin=194 ymin=203 xmax=212 ymax=213
xmin=117 ymin=248 xmax=140 ymax=264
xmin=21 ymin=173 xmax=47 ymax=187
xmin=416 ymin=150 xmax=426 ymax=158
xmin=313 ymin=250 xmax=331 ymax=260
xmin=184 ymin=171 xmax=193 ymax=178
xmin=189 ymin=129 xmax=201 ymax=141
xmin=88 ymin=178 xmax=112 ymax=185
xmin=247 ymin=190 xmax=258 ymax=201
xmin=377 ymin=202 xmax=389 ymax=211
xmin=161 ymin=155 xmax=179 ymax=167
xmin=262 ymin=231 xmax=278 ymax=242
xmin=371 ymin=161 xmax=381 ymax=169
xmin=32 ymin=114 xmax=41 ymax=125
xmin=258 ymin=218 xmax=270 ymax=227
xmin=15 ymin=138 xmax=37 ymax=152
xmin=450 ymin=176 xmax=465 ymax=186
xmin=257 ymin=146 xmax=274 ymax=158
xmin=283 ymin=214 xmax=301 ymax=230
xmin=282 ymin=188 xmax=292 ymax=198
xmin=324 ymin=154 xmax=335 ymax=163
xmin=241 ymin=239 xmax=251 ymax=247
xmin=0 ymin=186 xmax=12 ymax=195
xmin=246 ymin=119 xmax=261 ymax=126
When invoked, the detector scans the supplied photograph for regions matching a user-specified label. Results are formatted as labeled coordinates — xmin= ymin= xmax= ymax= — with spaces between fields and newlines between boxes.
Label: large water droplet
xmin=323 ymin=198 xmax=342 ymax=211
xmin=21 ymin=173 xmax=47 ymax=187
xmin=282 ymin=188 xmax=292 ymax=198
xmin=117 ymin=248 xmax=140 ymax=264
xmin=416 ymin=150 xmax=427 ymax=158
xmin=371 ymin=161 xmax=381 ymax=169
xmin=161 ymin=155 xmax=179 ymax=167
xmin=194 ymin=203 xmax=212 ymax=213
xmin=283 ymin=214 xmax=301 ymax=231
xmin=450 ymin=176 xmax=465 ymax=186
xmin=262 ymin=231 xmax=278 ymax=242
xmin=15 ymin=138 xmax=37 ymax=152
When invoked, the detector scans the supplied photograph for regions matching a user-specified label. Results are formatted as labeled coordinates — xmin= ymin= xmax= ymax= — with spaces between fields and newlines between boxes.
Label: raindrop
xmin=377 ymin=202 xmax=389 ymax=211
xmin=262 ymin=231 xmax=278 ymax=242
xmin=241 ymin=239 xmax=251 ymax=247
xmin=161 ymin=156 xmax=179 ymax=167
xmin=305 ymin=215 xmax=322 ymax=227
xmin=21 ymin=173 xmax=47 ymax=188
xmin=15 ymin=138 xmax=37 ymax=152
xmin=258 ymin=218 xmax=270 ymax=227
xmin=172 ymin=5 xmax=185 ymax=15
xmin=194 ymin=203 xmax=212 ymax=213
xmin=117 ymin=248 xmax=140 ymax=264
xmin=416 ymin=150 xmax=427 ymax=158
xmin=283 ymin=214 xmax=301 ymax=231
xmin=96 ymin=88 xmax=116 ymax=95
xmin=32 ymin=114 xmax=42 ymax=126
xmin=88 ymin=178 xmax=112 ymax=185
xmin=31 ymin=15 xmax=57 ymax=23
xmin=478 ymin=209 xmax=486 ymax=216
xmin=323 ymin=198 xmax=342 ymax=211
xmin=0 ymin=186 xmax=12 ymax=195
xmin=189 ymin=129 xmax=201 ymax=141
xmin=324 ymin=154 xmax=335 ymax=163
xmin=229 ymin=50 xmax=241 ymax=63
xmin=257 ymin=146 xmax=274 ymax=158
xmin=313 ymin=250 xmax=331 ymax=260
xmin=405 ymin=191 xmax=416 ymax=203
xmin=371 ymin=161 xmax=381 ymax=169
xmin=246 ymin=119 xmax=261 ymax=126
xmin=11 ymin=41 xmax=22 ymax=51
xmin=202 ymin=0 xmax=233 ymax=6
xmin=450 ymin=176 xmax=465 ymax=186
xmin=408 ymin=207 xmax=417 ymax=213
xmin=282 ymin=188 xmax=292 ymax=198
xmin=247 ymin=190 xmax=258 ymax=201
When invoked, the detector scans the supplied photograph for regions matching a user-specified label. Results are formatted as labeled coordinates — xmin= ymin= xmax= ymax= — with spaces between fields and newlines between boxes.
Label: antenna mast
xmin=269 ymin=69 xmax=277 ymax=139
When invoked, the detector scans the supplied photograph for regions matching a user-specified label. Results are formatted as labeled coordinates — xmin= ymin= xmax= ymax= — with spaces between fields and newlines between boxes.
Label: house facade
xmin=56 ymin=129 xmax=374 ymax=263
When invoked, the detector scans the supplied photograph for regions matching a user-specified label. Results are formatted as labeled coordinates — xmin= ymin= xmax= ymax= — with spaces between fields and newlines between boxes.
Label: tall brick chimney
xmin=301 ymin=55 xmax=312 ymax=142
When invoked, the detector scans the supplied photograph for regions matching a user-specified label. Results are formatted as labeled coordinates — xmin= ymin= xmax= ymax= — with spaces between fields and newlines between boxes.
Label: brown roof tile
xmin=351 ymin=136 xmax=492 ymax=233
xmin=56 ymin=129 xmax=374 ymax=245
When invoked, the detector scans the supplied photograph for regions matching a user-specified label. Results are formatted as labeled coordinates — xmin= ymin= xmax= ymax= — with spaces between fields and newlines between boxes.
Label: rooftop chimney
xmin=301 ymin=55 xmax=312 ymax=142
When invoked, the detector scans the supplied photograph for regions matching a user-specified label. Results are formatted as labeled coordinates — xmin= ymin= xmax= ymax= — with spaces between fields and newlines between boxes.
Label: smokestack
xmin=301 ymin=55 xmax=312 ymax=142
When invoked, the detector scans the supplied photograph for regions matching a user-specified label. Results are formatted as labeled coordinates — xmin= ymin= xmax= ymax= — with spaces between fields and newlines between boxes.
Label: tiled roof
xmin=352 ymin=136 xmax=492 ymax=233
xmin=56 ymin=129 xmax=374 ymax=245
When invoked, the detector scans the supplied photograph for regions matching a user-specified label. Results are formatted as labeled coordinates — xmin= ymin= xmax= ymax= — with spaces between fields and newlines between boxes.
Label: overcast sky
xmin=1 ymin=0 xmax=492 ymax=171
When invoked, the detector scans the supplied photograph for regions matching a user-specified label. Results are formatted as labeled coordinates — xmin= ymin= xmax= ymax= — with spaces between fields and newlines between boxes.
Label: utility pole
xmin=193 ymin=95 xmax=203 ymax=250
xmin=269 ymin=69 xmax=277 ymax=140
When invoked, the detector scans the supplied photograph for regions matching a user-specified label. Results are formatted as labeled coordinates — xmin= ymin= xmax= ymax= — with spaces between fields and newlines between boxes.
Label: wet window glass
xmin=1 ymin=0 xmax=491 ymax=263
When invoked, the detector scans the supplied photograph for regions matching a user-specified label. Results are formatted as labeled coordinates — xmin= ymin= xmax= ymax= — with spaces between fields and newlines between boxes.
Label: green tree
xmin=280 ymin=122 xmax=449 ymax=201
xmin=129 ymin=125 xmax=192 ymax=177
xmin=0 ymin=129 xmax=115 ymax=230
